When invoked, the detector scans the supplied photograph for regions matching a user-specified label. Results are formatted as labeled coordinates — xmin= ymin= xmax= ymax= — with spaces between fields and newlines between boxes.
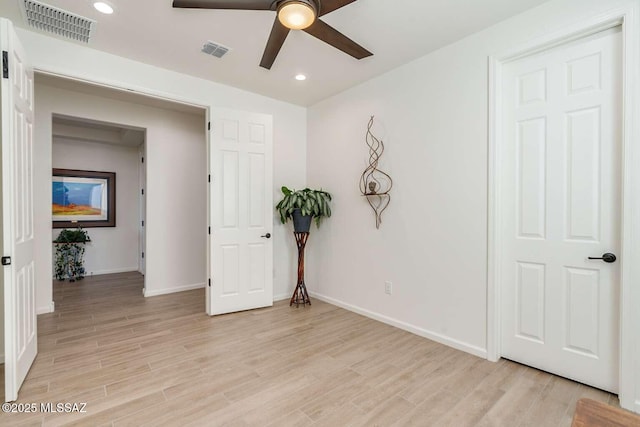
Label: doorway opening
xmin=51 ymin=114 xmax=146 ymax=289
xmin=37 ymin=73 xmax=208 ymax=309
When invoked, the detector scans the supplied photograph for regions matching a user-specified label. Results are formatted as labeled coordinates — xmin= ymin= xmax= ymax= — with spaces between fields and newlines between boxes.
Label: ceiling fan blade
xmin=317 ymin=0 xmax=357 ymax=16
xmin=260 ymin=18 xmax=291 ymax=69
xmin=172 ymin=0 xmax=275 ymax=10
xmin=303 ymin=19 xmax=372 ymax=60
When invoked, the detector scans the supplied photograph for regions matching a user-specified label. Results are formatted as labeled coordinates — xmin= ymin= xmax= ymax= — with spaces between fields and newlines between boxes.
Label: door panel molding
xmin=208 ymin=108 xmax=273 ymax=315
xmin=1 ymin=18 xmax=37 ymax=402
xmin=488 ymin=5 xmax=640 ymax=412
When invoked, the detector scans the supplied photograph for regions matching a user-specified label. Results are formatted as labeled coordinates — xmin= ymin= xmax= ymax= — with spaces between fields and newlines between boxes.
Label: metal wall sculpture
xmin=359 ymin=116 xmax=392 ymax=228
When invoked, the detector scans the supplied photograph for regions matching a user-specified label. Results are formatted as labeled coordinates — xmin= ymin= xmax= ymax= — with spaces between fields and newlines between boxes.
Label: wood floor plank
xmin=240 ymin=368 xmax=362 ymax=425
xmin=300 ymin=374 xmax=369 ymax=421
xmin=436 ymin=387 xmax=506 ymax=427
xmin=475 ymin=374 xmax=548 ymax=427
xmin=519 ymin=376 xmax=584 ymax=427
xmin=393 ymin=390 xmax=462 ymax=426
xmin=209 ymin=375 xmax=316 ymax=426
xmin=162 ymin=365 xmax=259 ymax=401
xmin=265 ymin=409 xmax=314 ymax=427
xmin=111 ymin=392 xmax=228 ymax=427
xmin=310 ymin=402 xmax=367 ymax=427
xmin=105 ymin=361 xmax=203 ymax=399
xmin=353 ymin=395 xmax=415 ymax=427
xmin=48 ymin=391 xmax=166 ymax=427
xmin=0 ymin=272 xmax=621 ymax=426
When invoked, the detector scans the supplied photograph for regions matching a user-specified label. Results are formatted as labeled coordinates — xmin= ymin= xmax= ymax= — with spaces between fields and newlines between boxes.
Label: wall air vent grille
xmin=19 ymin=0 xmax=95 ymax=43
xmin=202 ymin=41 xmax=230 ymax=58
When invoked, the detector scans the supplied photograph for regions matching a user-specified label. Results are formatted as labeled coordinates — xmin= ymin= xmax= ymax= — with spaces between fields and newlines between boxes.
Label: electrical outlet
xmin=385 ymin=281 xmax=393 ymax=295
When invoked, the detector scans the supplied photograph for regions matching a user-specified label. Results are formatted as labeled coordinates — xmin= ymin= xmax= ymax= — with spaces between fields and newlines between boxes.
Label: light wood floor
xmin=0 ymin=272 xmax=618 ymax=426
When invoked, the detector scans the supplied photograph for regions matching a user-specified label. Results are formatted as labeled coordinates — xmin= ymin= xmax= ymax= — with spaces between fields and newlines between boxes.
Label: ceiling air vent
xmin=20 ymin=0 xmax=96 ymax=43
xmin=201 ymin=41 xmax=230 ymax=58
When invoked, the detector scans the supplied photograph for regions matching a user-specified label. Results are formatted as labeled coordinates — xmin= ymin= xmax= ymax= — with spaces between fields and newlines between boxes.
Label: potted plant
xmin=53 ymin=228 xmax=91 ymax=282
xmin=276 ymin=186 xmax=332 ymax=232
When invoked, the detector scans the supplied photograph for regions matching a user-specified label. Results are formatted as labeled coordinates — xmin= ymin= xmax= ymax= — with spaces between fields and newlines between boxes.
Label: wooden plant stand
xmin=289 ymin=232 xmax=311 ymax=307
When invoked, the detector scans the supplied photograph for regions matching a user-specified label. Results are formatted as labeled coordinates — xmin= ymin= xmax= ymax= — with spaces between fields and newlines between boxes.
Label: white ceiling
xmin=0 ymin=0 xmax=549 ymax=106
xmin=52 ymin=114 xmax=146 ymax=147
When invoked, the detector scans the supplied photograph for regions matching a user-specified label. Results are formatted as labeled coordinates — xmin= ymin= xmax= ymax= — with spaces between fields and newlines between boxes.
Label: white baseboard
xmin=37 ymin=301 xmax=55 ymax=315
xmin=309 ymin=291 xmax=488 ymax=359
xmin=273 ymin=292 xmax=291 ymax=302
xmin=87 ymin=267 xmax=140 ymax=276
xmin=52 ymin=268 xmax=140 ymax=280
xmin=144 ymin=282 xmax=205 ymax=297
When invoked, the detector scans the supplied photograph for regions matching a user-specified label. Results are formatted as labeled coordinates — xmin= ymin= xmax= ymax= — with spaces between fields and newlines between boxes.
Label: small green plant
xmin=275 ymin=186 xmax=332 ymax=228
xmin=54 ymin=228 xmax=91 ymax=282
xmin=54 ymin=228 xmax=91 ymax=243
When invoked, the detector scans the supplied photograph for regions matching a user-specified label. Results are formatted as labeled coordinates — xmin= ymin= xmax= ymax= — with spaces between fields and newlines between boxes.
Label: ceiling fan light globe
xmin=278 ymin=1 xmax=317 ymax=30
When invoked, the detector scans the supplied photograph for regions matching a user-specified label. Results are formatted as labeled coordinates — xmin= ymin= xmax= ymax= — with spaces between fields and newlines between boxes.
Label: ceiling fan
xmin=172 ymin=0 xmax=373 ymax=69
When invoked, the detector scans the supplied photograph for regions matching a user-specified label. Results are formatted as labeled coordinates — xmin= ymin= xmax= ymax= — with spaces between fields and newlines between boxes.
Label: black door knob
xmin=588 ymin=253 xmax=617 ymax=263
xmin=261 ymin=233 xmax=271 ymax=239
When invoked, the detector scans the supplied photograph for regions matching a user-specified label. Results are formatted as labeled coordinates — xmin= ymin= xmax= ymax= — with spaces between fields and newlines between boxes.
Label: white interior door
xmin=0 ymin=19 xmax=36 ymax=402
xmin=500 ymin=28 xmax=622 ymax=392
xmin=209 ymin=108 xmax=273 ymax=315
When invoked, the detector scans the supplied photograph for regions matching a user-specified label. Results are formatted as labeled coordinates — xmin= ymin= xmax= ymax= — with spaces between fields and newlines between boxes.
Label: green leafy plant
xmin=275 ymin=186 xmax=332 ymax=228
xmin=54 ymin=228 xmax=91 ymax=243
xmin=54 ymin=228 xmax=91 ymax=281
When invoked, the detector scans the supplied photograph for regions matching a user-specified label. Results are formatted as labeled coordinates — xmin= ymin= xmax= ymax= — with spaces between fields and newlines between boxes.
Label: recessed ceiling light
xmin=93 ymin=2 xmax=114 ymax=14
xmin=295 ymin=74 xmax=307 ymax=81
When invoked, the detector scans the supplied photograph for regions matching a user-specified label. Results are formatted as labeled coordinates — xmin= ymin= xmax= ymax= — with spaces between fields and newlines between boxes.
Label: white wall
xmin=52 ymin=137 xmax=140 ymax=276
xmin=22 ymin=28 xmax=307 ymax=313
xmin=306 ymin=0 xmax=638 ymax=378
xmin=36 ymin=82 xmax=208 ymax=305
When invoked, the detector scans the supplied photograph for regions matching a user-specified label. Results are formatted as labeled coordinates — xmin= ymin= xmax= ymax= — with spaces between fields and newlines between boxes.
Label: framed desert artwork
xmin=52 ymin=169 xmax=116 ymax=228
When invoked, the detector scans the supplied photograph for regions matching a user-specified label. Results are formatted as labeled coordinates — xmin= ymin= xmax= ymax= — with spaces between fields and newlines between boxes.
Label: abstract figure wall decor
xmin=359 ymin=116 xmax=392 ymax=228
